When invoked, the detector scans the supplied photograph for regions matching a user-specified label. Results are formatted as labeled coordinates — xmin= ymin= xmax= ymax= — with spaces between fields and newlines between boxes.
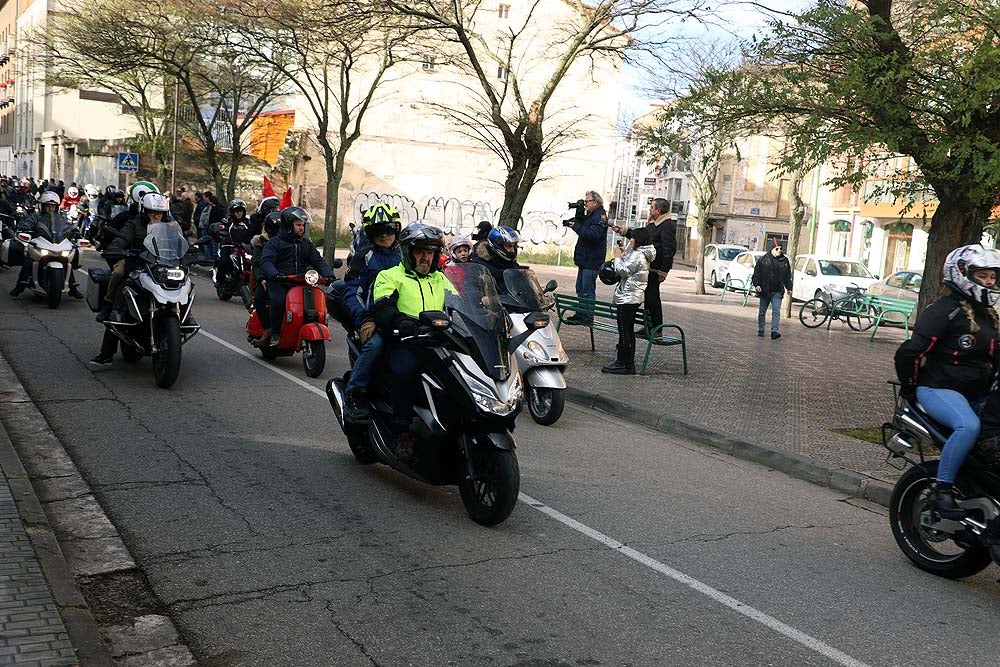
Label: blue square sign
xmin=117 ymin=152 xmax=139 ymax=173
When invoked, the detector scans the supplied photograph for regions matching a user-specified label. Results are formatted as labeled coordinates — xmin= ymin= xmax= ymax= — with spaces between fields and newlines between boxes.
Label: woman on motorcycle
xmin=894 ymin=245 xmax=1000 ymax=518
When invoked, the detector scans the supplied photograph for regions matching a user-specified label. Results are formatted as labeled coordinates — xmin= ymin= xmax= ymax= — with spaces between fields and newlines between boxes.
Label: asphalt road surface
xmin=1 ymin=255 xmax=999 ymax=667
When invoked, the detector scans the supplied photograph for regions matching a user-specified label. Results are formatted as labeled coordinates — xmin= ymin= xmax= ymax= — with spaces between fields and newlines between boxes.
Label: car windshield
xmin=718 ymin=248 xmax=744 ymax=261
xmin=443 ymin=263 xmax=509 ymax=380
xmin=143 ymin=222 xmax=189 ymax=263
xmin=501 ymin=268 xmax=553 ymax=311
xmin=818 ymin=260 xmax=873 ymax=278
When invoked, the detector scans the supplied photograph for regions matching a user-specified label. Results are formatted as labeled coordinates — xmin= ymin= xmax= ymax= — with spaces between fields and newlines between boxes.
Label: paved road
xmin=1 ymin=257 xmax=1000 ymax=666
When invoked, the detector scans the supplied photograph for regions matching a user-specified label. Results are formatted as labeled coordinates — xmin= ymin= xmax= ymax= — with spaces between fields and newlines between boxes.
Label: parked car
xmin=867 ymin=269 xmax=922 ymax=325
xmin=791 ymin=254 xmax=879 ymax=302
xmin=704 ymin=244 xmax=748 ymax=288
xmin=723 ymin=251 xmax=766 ymax=289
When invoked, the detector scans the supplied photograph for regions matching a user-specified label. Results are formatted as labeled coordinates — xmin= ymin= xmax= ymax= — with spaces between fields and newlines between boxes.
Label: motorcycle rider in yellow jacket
xmin=372 ymin=223 xmax=455 ymax=460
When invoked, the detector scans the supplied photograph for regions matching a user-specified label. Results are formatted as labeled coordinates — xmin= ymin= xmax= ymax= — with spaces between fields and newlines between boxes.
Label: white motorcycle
xmin=501 ymin=268 xmax=568 ymax=425
xmin=1 ymin=218 xmax=86 ymax=309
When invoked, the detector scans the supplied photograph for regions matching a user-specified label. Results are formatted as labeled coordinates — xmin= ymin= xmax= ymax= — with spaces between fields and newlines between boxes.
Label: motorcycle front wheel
xmin=152 ymin=316 xmax=182 ymax=389
xmin=459 ymin=448 xmax=520 ymax=527
xmin=302 ymin=340 xmax=326 ymax=378
xmin=889 ymin=461 xmax=991 ymax=578
xmin=216 ymin=286 xmax=232 ymax=301
xmin=46 ymin=266 xmax=64 ymax=309
xmin=528 ymin=387 xmax=565 ymax=426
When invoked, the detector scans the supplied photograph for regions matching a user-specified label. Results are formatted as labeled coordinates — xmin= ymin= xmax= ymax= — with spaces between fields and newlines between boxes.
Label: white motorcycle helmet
xmin=84 ymin=184 xmax=99 ymax=198
xmin=943 ymin=244 xmax=1000 ymax=307
xmin=141 ymin=192 xmax=170 ymax=213
xmin=447 ymin=235 xmax=472 ymax=262
xmin=67 ymin=186 xmax=79 ymax=198
xmin=130 ymin=180 xmax=160 ymax=206
xmin=38 ymin=191 xmax=60 ymax=207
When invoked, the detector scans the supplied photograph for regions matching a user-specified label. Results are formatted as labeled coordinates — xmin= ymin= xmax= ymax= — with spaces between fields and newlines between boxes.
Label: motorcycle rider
xmin=11 ymin=179 xmax=34 ymax=212
xmin=226 ymin=199 xmax=252 ymax=244
xmin=95 ymin=192 xmax=171 ymax=323
xmin=447 ymin=235 xmax=472 ymax=263
xmin=10 ymin=191 xmax=84 ymax=299
xmin=250 ymin=209 xmax=281 ymax=317
xmin=343 ymin=203 xmax=402 ymax=420
xmin=473 ymin=226 xmax=522 ymax=293
xmin=247 ymin=195 xmax=279 ymax=239
xmin=372 ymin=222 xmax=454 ymax=460
xmin=894 ymin=244 xmax=1000 ymax=518
xmin=60 ymin=185 xmax=81 ymax=213
xmin=257 ymin=206 xmax=334 ymax=347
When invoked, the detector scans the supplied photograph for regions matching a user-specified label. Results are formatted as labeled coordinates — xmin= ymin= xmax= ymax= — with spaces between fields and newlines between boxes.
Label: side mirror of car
xmin=420 ymin=310 xmax=451 ymax=330
xmin=874 ymin=275 xmax=880 ymax=280
xmin=543 ymin=280 xmax=557 ymax=293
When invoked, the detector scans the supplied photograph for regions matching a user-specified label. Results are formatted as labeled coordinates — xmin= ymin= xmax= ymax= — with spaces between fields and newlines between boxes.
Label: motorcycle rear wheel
xmin=302 ymin=340 xmax=326 ymax=378
xmin=152 ymin=317 xmax=182 ymax=389
xmin=889 ymin=461 xmax=991 ymax=578
xmin=459 ymin=448 xmax=520 ymax=526
xmin=527 ymin=387 xmax=564 ymax=426
xmin=216 ymin=286 xmax=232 ymax=301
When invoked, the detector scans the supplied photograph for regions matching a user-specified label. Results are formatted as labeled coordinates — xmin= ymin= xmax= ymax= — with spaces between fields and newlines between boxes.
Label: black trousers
xmin=387 ymin=344 xmax=421 ymax=429
xmin=644 ymin=272 xmax=663 ymax=331
xmin=616 ymin=303 xmax=639 ymax=366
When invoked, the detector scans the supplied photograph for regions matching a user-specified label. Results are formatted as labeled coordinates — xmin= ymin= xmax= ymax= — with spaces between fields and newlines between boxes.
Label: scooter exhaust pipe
xmin=326 ymin=378 xmax=347 ymax=429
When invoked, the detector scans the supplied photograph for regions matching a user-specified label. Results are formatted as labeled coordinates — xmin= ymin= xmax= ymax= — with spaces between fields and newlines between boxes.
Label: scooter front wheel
xmin=459 ymin=448 xmax=520 ymax=526
xmin=302 ymin=340 xmax=326 ymax=378
xmin=528 ymin=387 xmax=564 ymax=426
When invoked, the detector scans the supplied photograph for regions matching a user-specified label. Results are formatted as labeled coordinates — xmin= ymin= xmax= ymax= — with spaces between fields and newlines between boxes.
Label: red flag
xmin=262 ymin=176 xmax=276 ymax=199
xmin=279 ymin=186 xmax=293 ymax=210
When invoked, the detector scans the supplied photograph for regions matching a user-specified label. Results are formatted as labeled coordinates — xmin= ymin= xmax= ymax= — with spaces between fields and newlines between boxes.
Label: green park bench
xmin=552 ymin=293 xmax=688 ymax=375
xmin=863 ymin=294 xmax=917 ymax=342
xmin=720 ymin=274 xmax=754 ymax=307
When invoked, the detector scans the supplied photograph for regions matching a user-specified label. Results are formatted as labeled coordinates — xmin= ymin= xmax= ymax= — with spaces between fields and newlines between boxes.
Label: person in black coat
xmin=564 ymin=190 xmax=609 ymax=325
xmin=751 ymin=240 xmax=792 ymax=339
xmin=472 ymin=226 xmax=521 ymax=293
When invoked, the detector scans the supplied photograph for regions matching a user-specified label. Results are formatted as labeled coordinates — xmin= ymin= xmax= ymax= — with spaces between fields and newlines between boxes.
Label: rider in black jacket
xmin=472 ymin=226 xmax=521 ymax=293
xmin=894 ymin=245 xmax=1000 ymax=518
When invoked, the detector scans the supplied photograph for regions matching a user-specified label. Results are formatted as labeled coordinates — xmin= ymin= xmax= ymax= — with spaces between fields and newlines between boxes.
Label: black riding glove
xmin=395 ymin=319 xmax=419 ymax=338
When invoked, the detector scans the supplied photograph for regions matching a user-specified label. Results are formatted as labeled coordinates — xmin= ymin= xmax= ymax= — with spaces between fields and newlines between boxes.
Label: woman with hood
xmin=603 ymin=226 xmax=655 ymax=375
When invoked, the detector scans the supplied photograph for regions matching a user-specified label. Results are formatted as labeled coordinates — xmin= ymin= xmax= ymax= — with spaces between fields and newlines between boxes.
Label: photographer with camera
xmin=613 ymin=198 xmax=676 ymax=335
xmin=563 ymin=190 xmax=609 ymax=325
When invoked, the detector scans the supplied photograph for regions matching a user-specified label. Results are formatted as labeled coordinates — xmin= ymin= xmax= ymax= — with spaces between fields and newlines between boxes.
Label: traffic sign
xmin=117 ymin=152 xmax=139 ymax=173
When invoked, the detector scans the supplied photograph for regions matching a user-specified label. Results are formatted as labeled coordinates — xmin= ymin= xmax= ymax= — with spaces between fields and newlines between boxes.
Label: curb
xmin=0 ymin=408 xmax=113 ymax=665
xmin=564 ymin=387 xmax=894 ymax=507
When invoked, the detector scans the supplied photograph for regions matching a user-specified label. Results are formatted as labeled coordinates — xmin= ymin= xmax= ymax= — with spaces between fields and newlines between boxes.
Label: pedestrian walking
xmin=602 ymin=227 xmax=654 ymax=375
xmin=752 ymin=239 xmax=792 ymax=339
xmin=564 ymin=190 xmax=609 ymax=325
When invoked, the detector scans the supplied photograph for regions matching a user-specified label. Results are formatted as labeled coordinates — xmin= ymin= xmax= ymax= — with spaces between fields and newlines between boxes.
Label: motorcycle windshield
xmin=144 ymin=222 xmax=189 ymax=264
xmin=502 ymin=268 xmax=553 ymax=310
xmin=36 ymin=213 xmax=70 ymax=242
xmin=443 ymin=263 xmax=509 ymax=380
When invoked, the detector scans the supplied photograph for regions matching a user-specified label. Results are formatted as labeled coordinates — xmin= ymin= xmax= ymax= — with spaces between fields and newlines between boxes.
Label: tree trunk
xmin=783 ymin=170 xmax=806 ymax=318
xmin=319 ymin=138 xmax=342 ymax=265
xmin=498 ymin=150 xmax=541 ymax=230
xmin=919 ymin=198 xmax=987 ymax=312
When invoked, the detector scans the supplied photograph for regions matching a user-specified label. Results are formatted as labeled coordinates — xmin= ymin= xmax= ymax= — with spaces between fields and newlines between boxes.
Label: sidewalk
xmin=530 ymin=262 xmax=905 ymax=504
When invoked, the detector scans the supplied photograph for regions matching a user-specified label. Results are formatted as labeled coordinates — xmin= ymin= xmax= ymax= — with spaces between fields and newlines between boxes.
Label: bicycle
xmin=798 ymin=285 xmax=875 ymax=331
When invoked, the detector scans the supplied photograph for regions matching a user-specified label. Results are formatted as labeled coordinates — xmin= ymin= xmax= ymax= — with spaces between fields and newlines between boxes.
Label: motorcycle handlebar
xmin=272 ymin=274 xmax=331 ymax=285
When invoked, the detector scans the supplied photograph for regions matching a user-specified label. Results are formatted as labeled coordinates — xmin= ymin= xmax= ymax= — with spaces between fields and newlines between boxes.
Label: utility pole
xmin=169 ymin=78 xmax=179 ymax=194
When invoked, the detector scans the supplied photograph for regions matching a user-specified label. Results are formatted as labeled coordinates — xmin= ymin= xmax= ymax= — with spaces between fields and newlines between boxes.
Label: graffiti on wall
xmin=353 ymin=192 xmax=571 ymax=247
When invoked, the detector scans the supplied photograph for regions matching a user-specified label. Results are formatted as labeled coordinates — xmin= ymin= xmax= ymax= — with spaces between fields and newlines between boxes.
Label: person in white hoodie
xmin=603 ymin=226 xmax=655 ymax=375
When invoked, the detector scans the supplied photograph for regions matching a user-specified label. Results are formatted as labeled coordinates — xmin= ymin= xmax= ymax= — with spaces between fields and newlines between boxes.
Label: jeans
xmin=267 ymin=282 xmax=289 ymax=333
xmin=575 ymin=267 xmax=598 ymax=320
xmin=757 ymin=292 xmax=782 ymax=333
xmin=346 ymin=332 xmax=384 ymax=394
xmin=917 ymin=386 xmax=981 ymax=484
xmin=388 ymin=344 xmax=421 ymax=429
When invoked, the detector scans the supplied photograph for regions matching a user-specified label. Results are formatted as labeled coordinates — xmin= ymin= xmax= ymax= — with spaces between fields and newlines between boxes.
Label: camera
xmin=562 ymin=199 xmax=585 ymax=227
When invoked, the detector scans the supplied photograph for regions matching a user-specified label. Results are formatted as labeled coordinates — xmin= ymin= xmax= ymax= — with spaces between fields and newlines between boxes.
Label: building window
xmin=422 ymin=57 xmax=436 ymax=71
xmin=498 ymin=3 xmax=510 ymax=18
xmin=497 ymin=65 xmax=508 ymax=81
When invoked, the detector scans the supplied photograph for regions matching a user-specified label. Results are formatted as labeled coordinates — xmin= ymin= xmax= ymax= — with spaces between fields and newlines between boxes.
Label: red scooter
xmin=246 ymin=269 xmax=330 ymax=377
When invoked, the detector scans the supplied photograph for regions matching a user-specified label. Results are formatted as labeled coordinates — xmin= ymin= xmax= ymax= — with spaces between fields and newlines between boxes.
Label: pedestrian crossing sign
xmin=117 ymin=152 xmax=139 ymax=173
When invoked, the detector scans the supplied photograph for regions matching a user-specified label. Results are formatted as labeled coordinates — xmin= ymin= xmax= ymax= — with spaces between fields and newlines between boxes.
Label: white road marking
xmin=193 ymin=324 xmax=871 ymax=667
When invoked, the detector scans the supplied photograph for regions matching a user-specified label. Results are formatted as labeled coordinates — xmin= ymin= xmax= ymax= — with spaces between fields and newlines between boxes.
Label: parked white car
xmin=867 ymin=269 xmax=922 ymax=325
xmin=791 ymin=255 xmax=879 ymax=302
xmin=723 ymin=251 xmax=766 ymax=289
xmin=704 ymin=244 xmax=749 ymax=288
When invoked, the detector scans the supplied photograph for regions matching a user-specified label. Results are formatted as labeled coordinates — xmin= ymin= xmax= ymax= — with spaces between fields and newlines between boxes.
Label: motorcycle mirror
xmin=543 ymin=280 xmax=557 ymax=293
xmin=16 ymin=232 xmax=30 ymax=243
xmin=420 ymin=310 xmax=451 ymax=330
xmin=332 ymin=258 xmax=344 ymax=269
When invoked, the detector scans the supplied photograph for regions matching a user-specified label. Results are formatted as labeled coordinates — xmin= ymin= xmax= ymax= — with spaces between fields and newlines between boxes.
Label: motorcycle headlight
xmin=305 ymin=269 xmax=319 ymax=286
xmin=523 ymin=340 xmax=547 ymax=362
xmin=155 ymin=266 xmax=188 ymax=282
xmin=39 ymin=249 xmax=49 ymax=257
xmin=60 ymin=250 xmax=72 ymax=258
xmin=465 ymin=373 xmax=518 ymax=416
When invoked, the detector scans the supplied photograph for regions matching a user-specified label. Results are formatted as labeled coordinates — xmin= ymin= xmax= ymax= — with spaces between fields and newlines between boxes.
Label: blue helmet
xmin=487 ymin=226 xmax=520 ymax=262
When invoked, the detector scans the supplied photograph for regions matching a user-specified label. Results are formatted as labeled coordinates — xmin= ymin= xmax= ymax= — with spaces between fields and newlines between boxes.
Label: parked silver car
xmin=866 ymin=269 xmax=921 ymax=325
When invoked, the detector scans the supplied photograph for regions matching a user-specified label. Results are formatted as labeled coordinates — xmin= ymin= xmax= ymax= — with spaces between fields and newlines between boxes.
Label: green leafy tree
xmin=691 ymin=0 xmax=1000 ymax=310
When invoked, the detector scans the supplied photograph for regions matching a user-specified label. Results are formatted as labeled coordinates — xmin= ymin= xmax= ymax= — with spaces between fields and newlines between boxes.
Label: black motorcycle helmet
xmin=264 ymin=210 xmax=281 ymax=237
xmin=229 ymin=199 xmax=247 ymax=218
xmin=399 ymin=222 xmax=444 ymax=274
xmin=598 ymin=259 xmax=620 ymax=285
xmin=104 ymin=185 xmax=117 ymax=198
xmin=279 ymin=206 xmax=310 ymax=233
xmin=258 ymin=196 xmax=280 ymax=216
